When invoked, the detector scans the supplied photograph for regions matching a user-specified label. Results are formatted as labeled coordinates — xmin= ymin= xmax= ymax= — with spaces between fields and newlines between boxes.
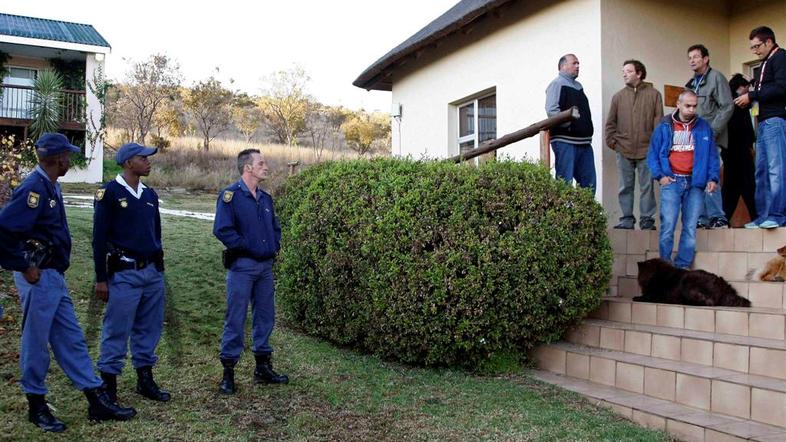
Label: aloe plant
xmin=29 ymin=69 xmax=64 ymax=140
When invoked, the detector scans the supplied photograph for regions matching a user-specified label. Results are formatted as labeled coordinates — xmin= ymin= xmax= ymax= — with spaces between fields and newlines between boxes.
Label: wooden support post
xmin=540 ymin=130 xmax=550 ymax=168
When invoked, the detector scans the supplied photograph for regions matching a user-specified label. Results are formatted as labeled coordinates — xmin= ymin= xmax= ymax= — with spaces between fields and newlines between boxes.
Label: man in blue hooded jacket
xmin=647 ymin=90 xmax=720 ymax=269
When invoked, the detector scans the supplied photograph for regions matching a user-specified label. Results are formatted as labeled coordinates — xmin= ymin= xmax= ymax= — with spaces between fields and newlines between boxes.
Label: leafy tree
xmin=232 ymin=93 xmax=264 ymax=142
xmin=341 ymin=110 xmax=391 ymax=156
xmin=29 ymin=69 xmax=64 ymax=140
xmin=154 ymin=89 xmax=186 ymax=139
xmin=259 ymin=65 xmax=311 ymax=146
xmin=183 ymin=76 xmax=233 ymax=151
xmin=118 ymin=54 xmax=182 ymax=144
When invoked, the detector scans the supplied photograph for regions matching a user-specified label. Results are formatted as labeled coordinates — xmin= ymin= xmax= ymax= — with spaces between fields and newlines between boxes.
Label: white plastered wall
xmin=729 ymin=2 xmax=786 ymax=77
xmin=62 ymin=53 xmax=105 ymax=183
xmin=390 ymin=0 xmax=604 ymax=198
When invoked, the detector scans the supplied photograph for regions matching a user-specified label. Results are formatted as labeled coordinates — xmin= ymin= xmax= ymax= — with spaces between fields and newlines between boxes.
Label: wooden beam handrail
xmin=448 ymin=106 xmax=579 ymax=163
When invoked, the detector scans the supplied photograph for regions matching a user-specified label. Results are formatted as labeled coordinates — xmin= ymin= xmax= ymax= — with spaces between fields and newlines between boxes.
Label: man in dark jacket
xmin=545 ymin=53 xmax=595 ymax=193
xmin=213 ymin=149 xmax=288 ymax=395
xmin=735 ymin=26 xmax=786 ymax=229
xmin=724 ymin=74 xmax=757 ymax=222
xmin=647 ymin=91 xmax=720 ymax=269
xmin=605 ymin=59 xmax=663 ymax=230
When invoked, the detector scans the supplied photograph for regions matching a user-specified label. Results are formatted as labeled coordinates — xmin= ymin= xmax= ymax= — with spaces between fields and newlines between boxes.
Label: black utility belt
xmin=114 ymin=258 xmax=155 ymax=271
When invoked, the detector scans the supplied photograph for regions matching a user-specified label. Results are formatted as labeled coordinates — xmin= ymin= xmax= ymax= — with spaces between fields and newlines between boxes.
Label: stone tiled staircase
xmin=531 ymin=228 xmax=786 ymax=441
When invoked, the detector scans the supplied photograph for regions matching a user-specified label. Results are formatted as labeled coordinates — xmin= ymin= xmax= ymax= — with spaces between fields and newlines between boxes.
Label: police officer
xmin=213 ymin=148 xmax=288 ymax=394
xmin=0 ymin=133 xmax=136 ymax=432
xmin=93 ymin=143 xmax=170 ymax=404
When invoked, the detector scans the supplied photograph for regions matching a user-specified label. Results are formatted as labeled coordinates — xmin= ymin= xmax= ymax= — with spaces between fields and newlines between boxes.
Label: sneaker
xmin=744 ymin=221 xmax=759 ymax=229
xmin=759 ymin=220 xmax=779 ymax=229
xmin=613 ymin=222 xmax=634 ymax=229
xmin=696 ymin=221 xmax=709 ymax=229
xmin=708 ymin=218 xmax=729 ymax=229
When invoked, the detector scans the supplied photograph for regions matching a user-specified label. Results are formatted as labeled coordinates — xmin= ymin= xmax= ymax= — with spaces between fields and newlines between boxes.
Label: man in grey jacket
xmin=686 ymin=44 xmax=734 ymax=229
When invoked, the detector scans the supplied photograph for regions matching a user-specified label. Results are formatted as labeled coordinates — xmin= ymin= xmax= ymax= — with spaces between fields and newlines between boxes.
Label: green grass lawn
xmin=0 ymin=208 xmax=670 ymax=441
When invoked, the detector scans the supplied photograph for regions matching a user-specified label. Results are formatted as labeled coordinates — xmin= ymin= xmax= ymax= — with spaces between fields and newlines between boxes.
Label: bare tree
xmin=259 ymin=65 xmax=311 ymax=146
xmin=119 ymin=54 xmax=182 ymax=144
xmin=183 ymin=76 xmax=233 ymax=151
xmin=305 ymin=102 xmax=349 ymax=161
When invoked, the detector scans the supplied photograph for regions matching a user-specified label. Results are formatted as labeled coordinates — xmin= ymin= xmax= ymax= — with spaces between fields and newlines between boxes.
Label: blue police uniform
xmin=0 ymin=165 xmax=103 ymax=395
xmin=213 ymin=179 xmax=281 ymax=361
xmin=92 ymin=176 xmax=164 ymax=375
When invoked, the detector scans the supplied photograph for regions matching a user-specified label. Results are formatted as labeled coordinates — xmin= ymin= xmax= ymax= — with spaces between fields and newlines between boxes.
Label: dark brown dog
xmin=635 ymin=258 xmax=750 ymax=307
xmin=756 ymin=245 xmax=786 ymax=282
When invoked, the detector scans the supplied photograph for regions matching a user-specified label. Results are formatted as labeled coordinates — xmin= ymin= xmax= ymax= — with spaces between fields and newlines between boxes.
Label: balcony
xmin=0 ymin=84 xmax=86 ymax=131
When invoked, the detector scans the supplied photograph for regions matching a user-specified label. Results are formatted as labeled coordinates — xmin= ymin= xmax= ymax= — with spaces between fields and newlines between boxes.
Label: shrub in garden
xmin=275 ymin=158 xmax=611 ymax=370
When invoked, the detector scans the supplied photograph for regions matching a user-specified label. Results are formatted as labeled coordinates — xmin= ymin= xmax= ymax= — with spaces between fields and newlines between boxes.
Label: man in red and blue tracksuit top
xmin=92 ymin=143 xmax=170 ymax=405
xmin=213 ymin=148 xmax=288 ymax=395
xmin=0 ymin=133 xmax=136 ymax=433
xmin=648 ymin=90 xmax=720 ymax=269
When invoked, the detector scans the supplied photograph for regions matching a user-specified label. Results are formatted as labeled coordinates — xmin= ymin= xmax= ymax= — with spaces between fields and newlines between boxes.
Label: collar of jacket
xmin=685 ymin=67 xmax=713 ymax=88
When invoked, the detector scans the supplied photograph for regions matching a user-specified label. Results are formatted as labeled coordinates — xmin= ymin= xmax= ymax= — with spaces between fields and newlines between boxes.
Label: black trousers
xmin=721 ymin=148 xmax=757 ymax=221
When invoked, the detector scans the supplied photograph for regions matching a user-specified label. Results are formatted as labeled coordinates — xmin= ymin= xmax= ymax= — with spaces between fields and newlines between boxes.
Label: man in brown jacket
xmin=605 ymin=60 xmax=664 ymax=229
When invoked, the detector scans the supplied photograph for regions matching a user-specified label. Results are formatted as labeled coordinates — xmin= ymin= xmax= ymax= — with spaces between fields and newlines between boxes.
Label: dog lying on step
xmin=753 ymin=244 xmax=786 ymax=282
xmin=635 ymin=258 xmax=751 ymax=307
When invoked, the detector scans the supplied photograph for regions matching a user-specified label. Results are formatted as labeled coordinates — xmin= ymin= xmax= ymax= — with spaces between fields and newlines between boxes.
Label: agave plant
xmin=29 ymin=69 xmax=64 ymax=140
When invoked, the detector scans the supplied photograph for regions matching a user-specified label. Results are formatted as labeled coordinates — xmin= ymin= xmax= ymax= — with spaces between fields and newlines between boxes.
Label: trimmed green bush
xmin=276 ymin=158 xmax=611 ymax=370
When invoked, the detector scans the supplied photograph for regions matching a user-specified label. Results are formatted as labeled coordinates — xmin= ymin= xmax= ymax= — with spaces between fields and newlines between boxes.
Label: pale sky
xmin=3 ymin=0 xmax=458 ymax=112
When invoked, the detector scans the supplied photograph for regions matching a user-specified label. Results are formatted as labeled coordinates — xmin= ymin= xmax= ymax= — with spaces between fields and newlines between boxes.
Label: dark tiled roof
xmin=353 ymin=0 xmax=513 ymax=91
xmin=0 ymin=13 xmax=110 ymax=48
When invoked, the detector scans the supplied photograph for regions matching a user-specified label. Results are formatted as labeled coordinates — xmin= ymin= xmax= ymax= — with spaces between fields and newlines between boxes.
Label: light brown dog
xmin=757 ymin=245 xmax=786 ymax=281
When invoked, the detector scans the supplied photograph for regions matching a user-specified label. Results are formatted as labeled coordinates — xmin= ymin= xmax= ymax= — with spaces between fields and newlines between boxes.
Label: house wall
xmin=729 ymin=1 xmax=786 ymax=78
xmin=4 ymin=55 xmax=50 ymax=71
xmin=390 ymin=0 xmax=605 ymax=196
xmin=62 ymin=53 xmax=104 ymax=183
xmin=600 ymin=0 xmax=731 ymax=223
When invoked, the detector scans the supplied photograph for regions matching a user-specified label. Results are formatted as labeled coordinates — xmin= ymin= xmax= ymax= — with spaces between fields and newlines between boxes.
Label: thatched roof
xmin=353 ymin=0 xmax=514 ymax=91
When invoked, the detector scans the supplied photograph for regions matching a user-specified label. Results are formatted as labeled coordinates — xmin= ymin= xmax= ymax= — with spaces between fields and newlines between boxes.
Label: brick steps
xmin=592 ymin=297 xmax=786 ymax=340
xmin=529 ymin=370 xmax=786 ymax=441
xmin=533 ymin=341 xmax=786 ymax=428
xmin=566 ymin=319 xmax=786 ymax=379
xmin=609 ymin=228 xmax=786 ymax=256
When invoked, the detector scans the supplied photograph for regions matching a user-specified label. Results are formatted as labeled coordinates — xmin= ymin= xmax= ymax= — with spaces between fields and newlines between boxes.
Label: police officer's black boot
xmin=218 ymin=358 xmax=237 ymax=395
xmin=26 ymin=394 xmax=66 ymax=433
xmin=84 ymin=386 xmax=137 ymax=422
xmin=100 ymin=372 xmax=118 ymax=404
xmin=253 ymin=353 xmax=289 ymax=385
xmin=135 ymin=366 xmax=171 ymax=402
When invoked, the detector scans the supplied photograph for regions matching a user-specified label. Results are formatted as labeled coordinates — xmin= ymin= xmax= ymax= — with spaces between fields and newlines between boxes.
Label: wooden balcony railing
xmin=0 ymin=84 xmax=86 ymax=127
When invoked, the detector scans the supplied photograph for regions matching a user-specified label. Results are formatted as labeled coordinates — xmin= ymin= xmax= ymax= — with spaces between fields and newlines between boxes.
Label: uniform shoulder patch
xmin=222 ymin=190 xmax=234 ymax=203
xmin=95 ymin=188 xmax=105 ymax=201
xmin=27 ymin=192 xmax=40 ymax=208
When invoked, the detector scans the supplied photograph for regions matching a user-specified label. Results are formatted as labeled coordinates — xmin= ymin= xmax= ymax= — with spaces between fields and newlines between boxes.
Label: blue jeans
xmin=698 ymin=145 xmax=726 ymax=224
xmin=97 ymin=264 xmax=165 ymax=374
xmin=220 ymin=257 xmax=276 ymax=361
xmin=14 ymin=269 xmax=103 ymax=394
xmin=659 ymin=176 xmax=704 ymax=269
xmin=754 ymin=117 xmax=786 ymax=225
xmin=616 ymin=153 xmax=655 ymax=225
xmin=551 ymin=141 xmax=596 ymax=192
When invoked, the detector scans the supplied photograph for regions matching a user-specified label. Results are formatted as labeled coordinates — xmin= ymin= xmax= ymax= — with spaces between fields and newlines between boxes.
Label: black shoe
xmin=100 ymin=372 xmax=118 ymax=404
xmin=26 ymin=394 xmax=66 ymax=433
xmin=708 ymin=218 xmax=729 ymax=229
xmin=613 ymin=222 xmax=634 ymax=229
xmin=84 ymin=386 xmax=137 ymax=422
xmin=219 ymin=358 xmax=237 ymax=395
xmin=639 ymin=221 xmax=656 ymax=231
xmin=696 ymin=221 xmax=709 ymax=229
xmin=136 ymin=366 xmax=171 ymax=402
xmin=254 ymin=353 xmax=289 ymax=385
